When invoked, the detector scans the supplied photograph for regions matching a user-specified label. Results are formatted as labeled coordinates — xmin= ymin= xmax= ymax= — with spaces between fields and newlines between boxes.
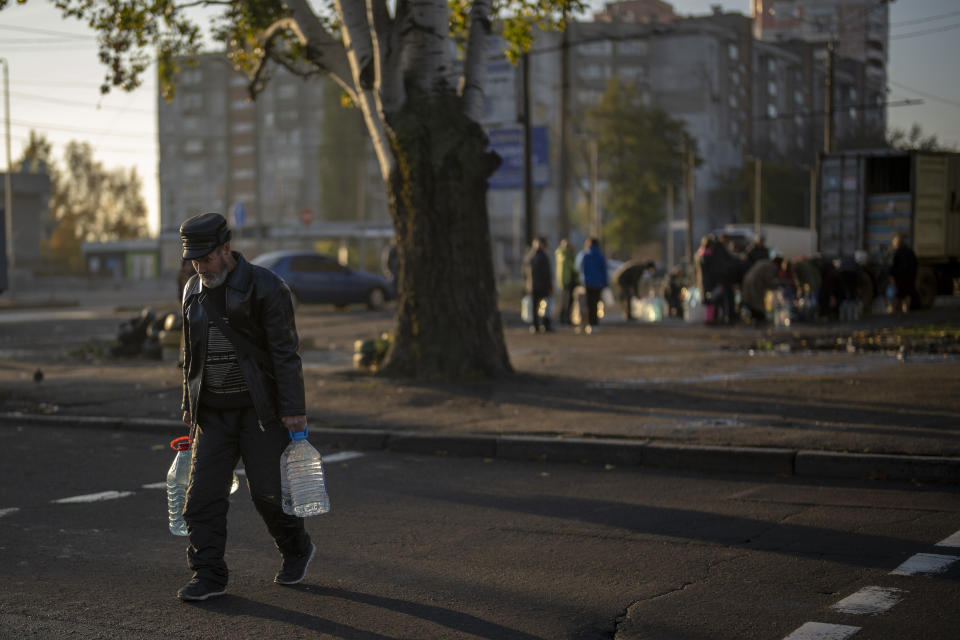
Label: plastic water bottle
xmin=281 ymin=427 xmax=330 ymax=517
xmin=166 ymin=436 xmax=241 ymax=536
xmin=167 ymin=436 xmax=192 ymax=536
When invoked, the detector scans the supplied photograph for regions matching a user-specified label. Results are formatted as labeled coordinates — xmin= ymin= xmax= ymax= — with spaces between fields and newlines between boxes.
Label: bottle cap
xmin=170 ymin=436 xmax=192 ymax=451
xmin=288 ymin=426 xmax=309 ymax=441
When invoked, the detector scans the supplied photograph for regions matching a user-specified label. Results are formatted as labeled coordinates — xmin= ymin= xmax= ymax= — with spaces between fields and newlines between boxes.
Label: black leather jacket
xmin=181 ymin=252 xmax=305 ymax=430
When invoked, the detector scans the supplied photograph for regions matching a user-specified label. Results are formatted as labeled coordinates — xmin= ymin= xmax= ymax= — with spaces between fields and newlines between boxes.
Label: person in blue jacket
xmin=580 ymin=237 xmax=608 ymax=332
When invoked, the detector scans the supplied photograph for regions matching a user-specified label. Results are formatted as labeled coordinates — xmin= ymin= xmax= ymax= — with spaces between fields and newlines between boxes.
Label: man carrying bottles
xmin=178 ymin=212 xmax=314 ymax=601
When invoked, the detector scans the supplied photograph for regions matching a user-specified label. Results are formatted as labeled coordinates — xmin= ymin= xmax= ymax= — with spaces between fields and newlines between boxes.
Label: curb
xmin=2 ymin=412 xmax=957 ymax=484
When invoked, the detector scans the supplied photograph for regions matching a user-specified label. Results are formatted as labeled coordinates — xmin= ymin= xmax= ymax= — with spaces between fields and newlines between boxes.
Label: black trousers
xmin=184 ymin=406 xmax=311 ymax=586
xmin=586 ymin=287 xmax=603 ymax=325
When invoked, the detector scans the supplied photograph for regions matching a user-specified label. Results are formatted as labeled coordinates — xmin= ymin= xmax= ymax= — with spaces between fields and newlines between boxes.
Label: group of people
xmin=523 ymin=237 xmax=610 ymax=334
xmin=693 ymin=230 xmax=922 ymax=326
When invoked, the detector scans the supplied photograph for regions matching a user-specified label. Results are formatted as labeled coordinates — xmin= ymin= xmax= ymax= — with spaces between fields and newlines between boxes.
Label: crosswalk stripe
xmin=783 ymin=621 xmax=860 ymax=640
xmin=890 ymin=552 xmax=960 ymax=576
xmin=0 ymin=507 xmax=19 ymax=518
xmin=325 ymin=451 xmax=365 ymax=464
xmin=142 ymin=482 xmax=166 ymax=490
xmin=935 ymin=530 xmax=960 ymax=548
xmin=831 ymin=586 xmax=905 ymax=615
xmin=51 ymin=491 xmax=135 ymax=504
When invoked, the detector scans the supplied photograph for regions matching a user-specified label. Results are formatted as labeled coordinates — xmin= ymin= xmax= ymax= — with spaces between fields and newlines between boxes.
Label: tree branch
xmin=460 ymin=0 xmax=493 ymax=121
xmin=335 ymin=0 xmax=397 ymax=183
xmin=278 ymin=0 xmax=356 ymax=99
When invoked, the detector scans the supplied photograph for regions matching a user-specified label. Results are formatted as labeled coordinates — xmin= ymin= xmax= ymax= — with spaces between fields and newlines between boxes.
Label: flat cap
xmin=180 ymin=213 xmax=232 ymax=260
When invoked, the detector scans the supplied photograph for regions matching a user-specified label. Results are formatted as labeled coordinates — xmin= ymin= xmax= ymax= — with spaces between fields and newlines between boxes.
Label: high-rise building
xmin=753 ymin=0 xmax=889 ymax=84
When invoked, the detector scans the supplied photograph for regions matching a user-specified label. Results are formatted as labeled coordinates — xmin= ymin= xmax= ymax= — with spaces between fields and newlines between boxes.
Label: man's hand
xmin=282 ymin=414 xmax=308 ymax=435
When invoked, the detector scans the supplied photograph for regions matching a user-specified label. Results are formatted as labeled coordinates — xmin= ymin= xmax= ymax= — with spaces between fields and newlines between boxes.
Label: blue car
xmin=251 ymin=250 xmax=395 ymax=310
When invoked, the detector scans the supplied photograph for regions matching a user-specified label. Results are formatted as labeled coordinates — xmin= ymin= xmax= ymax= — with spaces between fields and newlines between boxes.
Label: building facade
xmin=157 ymin=55 xmax=389 ymax=275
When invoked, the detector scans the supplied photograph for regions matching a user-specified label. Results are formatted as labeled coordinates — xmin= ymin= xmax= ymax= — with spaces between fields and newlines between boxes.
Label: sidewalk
xmin=1 ymin=290 xmax=959 ymax=484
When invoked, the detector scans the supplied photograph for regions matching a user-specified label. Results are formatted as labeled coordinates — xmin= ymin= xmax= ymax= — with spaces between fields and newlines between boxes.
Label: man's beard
xmin=201 ymin=269 xmax=229 ymax=288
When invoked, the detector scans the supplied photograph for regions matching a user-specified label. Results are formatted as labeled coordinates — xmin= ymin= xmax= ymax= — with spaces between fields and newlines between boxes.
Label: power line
xmin=889 ymin=80 xmax=960 ymax=109
xmin=891 ymin=10 xmax=960 ymax=28
xmin=9 ymin=90 xmax=154 ymax=113
xmin=890 ymin=22 xmax=960 ymax=40
xmin=11 ymin=117 xmax=155 ymax=138
xmin=0 ymin=23 xmax=93 ymax=40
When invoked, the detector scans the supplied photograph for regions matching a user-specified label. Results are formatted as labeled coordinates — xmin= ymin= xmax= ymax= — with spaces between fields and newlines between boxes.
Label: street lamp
xmin=0 ymin=58 xmax=13 ymax=298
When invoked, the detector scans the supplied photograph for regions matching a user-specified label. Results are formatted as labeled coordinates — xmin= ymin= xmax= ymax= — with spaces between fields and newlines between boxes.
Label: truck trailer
xmin=818 ymin=149 xmax=960 ymax=308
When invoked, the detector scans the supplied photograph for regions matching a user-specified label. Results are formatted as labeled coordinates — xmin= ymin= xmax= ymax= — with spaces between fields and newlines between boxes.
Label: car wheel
xmin=367 ymin=287 xmax=386 ymax=310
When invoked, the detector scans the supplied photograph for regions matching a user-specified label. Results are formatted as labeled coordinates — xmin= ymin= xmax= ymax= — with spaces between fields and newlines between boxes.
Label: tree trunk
xmin=379 ymin=88 xmax=512 ymax=379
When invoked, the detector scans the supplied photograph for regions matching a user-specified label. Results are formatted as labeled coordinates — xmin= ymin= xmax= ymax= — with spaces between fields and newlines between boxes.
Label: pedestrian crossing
xmin=781 ymin=530 xmax=960 ymax=639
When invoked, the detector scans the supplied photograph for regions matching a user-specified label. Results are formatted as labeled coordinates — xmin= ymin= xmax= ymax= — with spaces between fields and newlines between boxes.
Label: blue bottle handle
xmin=289 ymin=426 xmax=309 ymax=441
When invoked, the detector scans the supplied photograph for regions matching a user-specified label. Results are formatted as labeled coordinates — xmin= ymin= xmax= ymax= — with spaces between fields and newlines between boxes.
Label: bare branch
xmin=173 ymin=0 xmax=233 ymax=9
xmin=280 ymin=0 xmax=356 ymax=98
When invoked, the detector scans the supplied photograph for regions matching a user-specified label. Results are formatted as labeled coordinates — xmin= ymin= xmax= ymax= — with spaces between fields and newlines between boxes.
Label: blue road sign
xmin=488 ymin=127 xmax=550 ymax=190
xmin=230 ymin=203 xmax=247 ymax=228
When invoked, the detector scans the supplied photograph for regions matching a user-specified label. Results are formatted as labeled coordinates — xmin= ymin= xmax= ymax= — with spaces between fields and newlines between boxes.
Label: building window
xmin=232 ymin=168 xmax=255 ymax=180
xmin=231 ymin=75 xmax=247 ymax=87
xmin=232 ymin=122 xmax=253 ymax=133
xmin=233 ymin=145 xmax=254 ymax=155
xmin=768 ymin=81 xmax=778 ymax=97
xmin=729 ymin=94 xmax=738 ymax=108
xmin=730 ymin=120 xmax=739 ymax=136
xmin=731 ymin=70 xmax=740 ymax=86
xmin=278 ymin=83 xmax=298 ymax=99
xmin=181 ymin=69 xmax=203 ymax=85
xmin=182 ymin=93 xmax=203 ymax=111
xmin=577 ymin=41 xmax=613 ymax=56
xmin=728 ymin=42 xmax=739 ymax=61
xmin=767 ymin=104 xmax=777 ymax=119
xmin=794 ymin=89 xmax=804 ymax=104
xmin=617 ymin=41 xmax=648 ymax=56
xmin=184 ymin=140 xmax=204 ymax=154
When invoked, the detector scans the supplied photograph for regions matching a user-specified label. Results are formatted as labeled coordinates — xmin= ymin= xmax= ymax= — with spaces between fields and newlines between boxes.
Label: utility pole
xmin=666 ymin=183 xmax=675 ymax=272
xmin=753 ymin=157 xmax=762 ymax=237
xmin=557 ymin=8 xmax=571 ymax=240
xmin=589 ymin=138 xmax=600 ymax=241
xmin=1 ymin=58 xmax=13 ymax=298
xmin=823 ymin=41 xmax=835 ymax=154
xmin=684 ymin=141 xmax=695 ymax=265
xmin=522 ymin=52 xmax=535 ymax=247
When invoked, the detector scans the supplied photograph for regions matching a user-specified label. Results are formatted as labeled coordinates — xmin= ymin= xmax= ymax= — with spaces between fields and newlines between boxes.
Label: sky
xmin=1 ymin=0 xmax=958 ymax=235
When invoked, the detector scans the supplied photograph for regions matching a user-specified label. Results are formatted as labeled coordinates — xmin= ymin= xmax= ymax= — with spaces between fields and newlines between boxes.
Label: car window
xmin=288 ymin=255 xmax=347 ymax=273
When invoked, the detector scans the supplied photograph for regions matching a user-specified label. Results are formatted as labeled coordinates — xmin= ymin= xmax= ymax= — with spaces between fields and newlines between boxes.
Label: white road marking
xmin=831 ymin=586 xmax=905 ymax=615
xmin=935 ymin=530 xmax=960 ymax=548
xmin=325 ymin=451 xmax=365 ymax=464
xmin=890 ymin=552 xmax=960 ymax=576
xmin=51 ymin=491 xmax=135 ymax=504
xmin=783 ymin=621 xmax=860 ymax=640
xmin=0 ymin=507 xmax=20 ymax=518
xmin=142 ymin=482 xmax=166 ymax=490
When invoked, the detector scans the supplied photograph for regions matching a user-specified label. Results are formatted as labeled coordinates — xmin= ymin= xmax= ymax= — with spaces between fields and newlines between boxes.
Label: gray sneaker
xmin=275 ymin=543 xmax=316 ymax=585
xmin=177 ymin=577 xmax=227 ymax=601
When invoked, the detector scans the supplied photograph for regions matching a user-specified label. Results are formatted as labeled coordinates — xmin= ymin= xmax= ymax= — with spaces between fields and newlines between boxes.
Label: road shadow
xmin=202 ymin=589 xmax=544 ymax=640
xmin=409 ymin=488 xmax=949 ymax=573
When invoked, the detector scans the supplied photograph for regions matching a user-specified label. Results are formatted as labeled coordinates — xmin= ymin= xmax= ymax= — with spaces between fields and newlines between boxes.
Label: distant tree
xmin=887 ymin=123 xmax=956 ymax=152
xmin=584 ymin=79 xmax=694 ymax=257
xmin=15 ymin=133 xmax=149 ymax=271
xmin=717 ymin=162 xmax=809 ymax=229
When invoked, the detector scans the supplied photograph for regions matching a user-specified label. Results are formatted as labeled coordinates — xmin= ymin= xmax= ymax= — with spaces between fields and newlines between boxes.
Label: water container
xmin=280 ymin=427 xmax=331 ymax=517
xmin=166 ymin=436 xmax=241 ymax=536
xmin=167 ymin=436 xmax=192 ymax=536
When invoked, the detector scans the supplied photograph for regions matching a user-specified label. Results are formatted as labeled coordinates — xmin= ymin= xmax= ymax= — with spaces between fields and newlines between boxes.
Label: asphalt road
xmin=1 ymin=423 xmax=958 ymax=640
